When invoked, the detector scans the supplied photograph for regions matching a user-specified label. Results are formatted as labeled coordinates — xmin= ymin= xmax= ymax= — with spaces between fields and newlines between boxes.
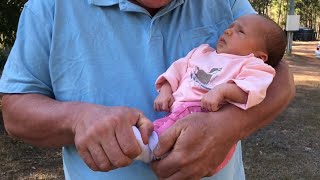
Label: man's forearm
xmin=2 ymin=94 xmax=78 ymax=147
xmin=202 ymin=61 xmax=295 ymax=143
xmin=237 ymin=61 xmax=295 ymax=139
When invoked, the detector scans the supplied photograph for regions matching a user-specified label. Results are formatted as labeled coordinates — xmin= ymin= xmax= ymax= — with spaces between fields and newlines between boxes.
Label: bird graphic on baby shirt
xmin=191 ymin=66 xmax=222 ymax=90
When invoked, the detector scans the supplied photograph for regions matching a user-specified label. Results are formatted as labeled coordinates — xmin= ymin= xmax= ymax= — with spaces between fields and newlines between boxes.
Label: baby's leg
xmin=132 ymin=126 xmax=158 ymax=163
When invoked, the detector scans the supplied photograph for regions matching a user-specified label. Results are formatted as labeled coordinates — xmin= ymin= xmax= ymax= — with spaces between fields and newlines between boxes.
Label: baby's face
xmin=216 ymin=15 xmax=265 ymax=56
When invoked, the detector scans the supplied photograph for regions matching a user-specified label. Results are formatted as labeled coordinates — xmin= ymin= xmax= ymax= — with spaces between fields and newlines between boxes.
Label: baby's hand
xmin=154 ymin=93 xmax=174 ymax=112
xmin=201 ymin=87 xmax=225 ymax=112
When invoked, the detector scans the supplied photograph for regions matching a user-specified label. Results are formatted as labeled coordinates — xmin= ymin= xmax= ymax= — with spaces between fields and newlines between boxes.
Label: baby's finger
xmin=169 ymin=98 xmax=174 ymax=108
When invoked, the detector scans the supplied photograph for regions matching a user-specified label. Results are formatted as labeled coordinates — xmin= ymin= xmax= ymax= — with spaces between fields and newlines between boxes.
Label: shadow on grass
xmin=244 ymin=83 xmax=320 ymax=179
xmin=0 ymin=111 xmax=64 ymax=179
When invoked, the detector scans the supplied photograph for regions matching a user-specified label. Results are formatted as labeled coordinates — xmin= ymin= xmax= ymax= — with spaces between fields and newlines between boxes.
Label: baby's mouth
xmin=218 ymin=37 xmax=226 ymax=44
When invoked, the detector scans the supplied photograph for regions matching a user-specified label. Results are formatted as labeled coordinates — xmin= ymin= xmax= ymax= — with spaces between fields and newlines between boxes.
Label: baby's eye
xmin=239 ymin=30 xmax=245 ymax=34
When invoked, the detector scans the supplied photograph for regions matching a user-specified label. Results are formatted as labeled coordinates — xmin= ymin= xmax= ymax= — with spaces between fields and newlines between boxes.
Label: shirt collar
xmin=87 ymin=0 xmax=184 ymax=17
xmin=88 ymin=0 xmax=119 ymax=6
xmin=87 ymin=0 xmax=183 ymax=8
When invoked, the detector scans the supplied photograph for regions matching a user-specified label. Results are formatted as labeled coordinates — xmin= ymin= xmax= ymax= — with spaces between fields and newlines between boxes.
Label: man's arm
xmin=2 ymin=94 xmax=74 ymax=147
xmin=151 ymin=61 xmax=295 ymax=179
xmin=2 ymin=93 xmax=153 ymax=171
xmin=238 ymin=61 xmax=295 ymax=139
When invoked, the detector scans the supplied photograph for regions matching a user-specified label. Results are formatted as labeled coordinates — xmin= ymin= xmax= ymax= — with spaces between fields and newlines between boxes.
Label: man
xmin=0 ymin=0 xmax=295 ymax=179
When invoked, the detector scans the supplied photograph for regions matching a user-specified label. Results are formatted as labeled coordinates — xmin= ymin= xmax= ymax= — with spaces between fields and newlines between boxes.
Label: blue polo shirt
xmin=0 ymin=0 xmax=255 ymax=179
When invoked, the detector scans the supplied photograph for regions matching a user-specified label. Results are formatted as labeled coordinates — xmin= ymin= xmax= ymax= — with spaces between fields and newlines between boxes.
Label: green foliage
xmin=0 ymin=0 xmax=319 ymax=71
xmin=249 ymin=0 xmax=273 ymax=15
xmin=0 ymin=0 xmax=26 ymax=47
xmin=295 ymin=0 xmax=320 ymax=29
xmin=249 ymin=0 xmax=320 ymax=32
xmin=0 ymin=51 xmax=7 ymax=72
xmin=0 ymin=0 xmax=27 ymax=70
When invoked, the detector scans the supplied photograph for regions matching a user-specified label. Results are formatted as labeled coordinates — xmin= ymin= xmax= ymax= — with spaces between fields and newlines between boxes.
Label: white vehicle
xmin=316 ymin=42 xmax=320 ymax=58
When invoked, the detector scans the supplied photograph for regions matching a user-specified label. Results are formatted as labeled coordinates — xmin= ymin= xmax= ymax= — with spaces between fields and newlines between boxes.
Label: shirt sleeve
xmin=229 ymin=0 xmax=257 ymax=20
xmin=229 ymin=58 xmax=276 ymax=110
xmin=155 ymin=48 xmax=197 ymax=92
xmin=0 ymin=1 xmax=54 ymax=97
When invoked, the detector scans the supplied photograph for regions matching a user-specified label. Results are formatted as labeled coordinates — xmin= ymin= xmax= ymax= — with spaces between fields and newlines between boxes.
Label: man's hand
xmin=151 ymin=111 xmax=240 ymax=179
xmin=151 ymin=61 xmax=295 ymax=179
xmin=2 ymin=94 xmax=154 ymax=172
xmin=72 ymin=105 xmax=153 ymax=171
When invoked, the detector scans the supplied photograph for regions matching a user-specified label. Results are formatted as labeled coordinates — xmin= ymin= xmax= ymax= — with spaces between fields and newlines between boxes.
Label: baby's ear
xmin=254 ymin=51 xmax=268 ymax=61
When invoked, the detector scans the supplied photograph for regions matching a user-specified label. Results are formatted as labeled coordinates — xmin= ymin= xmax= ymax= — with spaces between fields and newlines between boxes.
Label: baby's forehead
xmin=234 ymin=15 xmax=265 ymax=27
xmin=235 ymin=16 xmax=268 ymax=33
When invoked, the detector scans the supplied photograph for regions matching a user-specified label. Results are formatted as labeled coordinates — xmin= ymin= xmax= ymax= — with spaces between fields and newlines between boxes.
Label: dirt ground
xmin=0 ymin=41 xmax=319 ymax=180
xmin=244 ymin=41 xmax=320 ymax=180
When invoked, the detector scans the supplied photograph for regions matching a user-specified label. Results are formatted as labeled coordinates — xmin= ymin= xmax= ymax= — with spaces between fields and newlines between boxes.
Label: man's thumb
xmin=136 ymin=113 xmax=154 ymax=145
xmin=153 ymin=125 xmax=180 ymax=158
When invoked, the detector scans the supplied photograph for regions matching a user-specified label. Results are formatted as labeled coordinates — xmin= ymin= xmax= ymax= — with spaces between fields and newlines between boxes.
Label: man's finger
xmin=159 ymin=168 xmax=200 ymax=180
xmin=78 ymin=148 xmax=99 ymax=171
xmin=152 ymin=125 xmax=193 ymax=177
xmin=153 ymin=122 xmax=181 ymax=158
xmin=151 ymin=150 xmax=182 ymax=178
xmin=103 ymin=130 xmax=134 ymax=167
xmin=88 ymin=144 xmax=114 ymax=171
xmin=136 ymin=113 xmax=154 ymax=144
xmin=116 ymin=122 xmax=141 ymax=159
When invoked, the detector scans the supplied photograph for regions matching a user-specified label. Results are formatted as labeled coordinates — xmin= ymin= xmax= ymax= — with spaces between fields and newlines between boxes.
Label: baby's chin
xmin=216 ymin=47 xmax=228 ymax=54
xmin=216 ymin=44 xmax=229 ymax=54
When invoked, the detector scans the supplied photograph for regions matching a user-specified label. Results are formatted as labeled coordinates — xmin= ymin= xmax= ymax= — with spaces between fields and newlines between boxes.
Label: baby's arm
xmin=202 ymin=58 xmax=276 ymax=111
xmin=201 ymin=82 xmax=247 ymax=112
xmin=154 ymin=80 xmax=174 ymax=112
xmin=154 ymin=46 xmax=201 ymax=112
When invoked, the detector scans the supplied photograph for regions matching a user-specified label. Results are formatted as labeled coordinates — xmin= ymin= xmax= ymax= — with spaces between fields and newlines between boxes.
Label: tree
xmin=249 ymin=0 xmax=273 ymax=15
xmin=0 ymin=0 xmax=27 ymax=70
xmin=295 ymin=0 xmax=320 ymax=30
xmin=249 ymin=0 xmax=320 ymax=38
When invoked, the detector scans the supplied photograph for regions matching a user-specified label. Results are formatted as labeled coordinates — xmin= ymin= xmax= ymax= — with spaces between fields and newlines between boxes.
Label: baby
xmin=133 ymin=14 xmax=287 ymax=171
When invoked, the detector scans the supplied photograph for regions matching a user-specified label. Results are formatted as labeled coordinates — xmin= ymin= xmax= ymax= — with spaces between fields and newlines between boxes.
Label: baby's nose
xmin=224 ymin=28 xmax=233 ymax=35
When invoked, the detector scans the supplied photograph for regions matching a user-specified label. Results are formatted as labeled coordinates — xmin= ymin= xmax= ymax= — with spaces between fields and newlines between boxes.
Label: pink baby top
xmin=156 ymin=44 xmax=276 ymax=111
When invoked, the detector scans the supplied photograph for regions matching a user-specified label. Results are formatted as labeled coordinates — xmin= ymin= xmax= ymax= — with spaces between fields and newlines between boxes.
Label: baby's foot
xmin=132 ymin=126 xmax=159 ymax=163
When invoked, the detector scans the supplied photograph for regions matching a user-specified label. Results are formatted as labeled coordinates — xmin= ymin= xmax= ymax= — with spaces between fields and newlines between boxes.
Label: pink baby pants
xmin=153 ymin=101 xmax=236 ymax=173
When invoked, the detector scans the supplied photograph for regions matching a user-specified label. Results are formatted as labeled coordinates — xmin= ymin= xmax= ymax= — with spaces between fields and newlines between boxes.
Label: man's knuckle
xmin=76 ymin=145 xmax=86 ymax=154
xmin=175 ymin=154 xmax=189 ymax=167
xmin=98 ymin=162 xmax=112 ymax=171
xmin=88 ymin=164 xmax=98 ymax=171
xmin=113 ymin=158 xmax=131 ymax=167
xmin=107 ymin=114 xmax=119 ymax=124
xmin=154 ymin=168 xmax=169 ymax=178
xmin=92 ymin=125 xmax=107 ymax=136
xmin=180 ymin=168 xmax=199 ymax=180
xmin=122 ymin=143 xmax=140 ymax=157
xmin=75 ymin=139 xmax=87 ymax=152
xmin=83 ymin=157 xmax=97 ymax=171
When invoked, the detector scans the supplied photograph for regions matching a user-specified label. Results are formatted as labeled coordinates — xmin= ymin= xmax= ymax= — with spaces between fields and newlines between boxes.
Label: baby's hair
xmin=255 ymin=14 xmax=287 ymax=67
